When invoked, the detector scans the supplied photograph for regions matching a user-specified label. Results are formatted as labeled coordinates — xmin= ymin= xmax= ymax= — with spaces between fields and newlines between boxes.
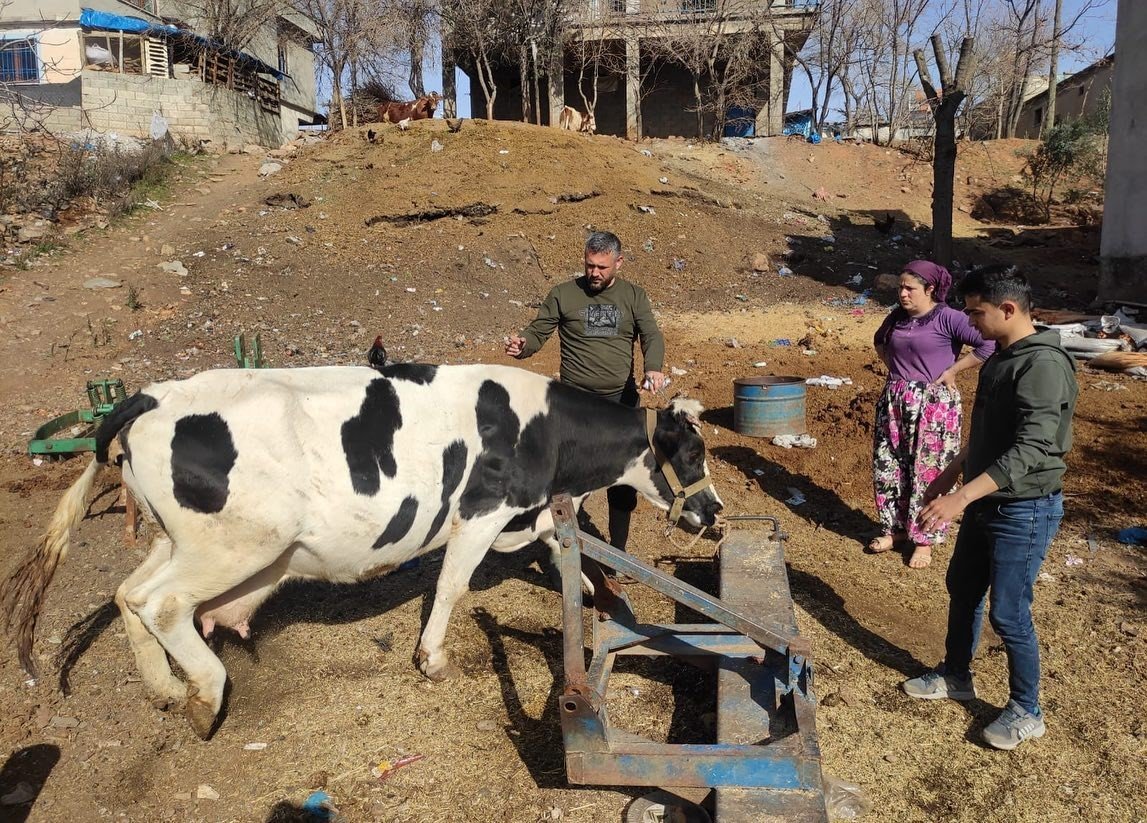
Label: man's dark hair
xmin=957 ymin=264 xmax=1031 ymax=312
xmin=585 ymin=231 xmax=622 ymax=258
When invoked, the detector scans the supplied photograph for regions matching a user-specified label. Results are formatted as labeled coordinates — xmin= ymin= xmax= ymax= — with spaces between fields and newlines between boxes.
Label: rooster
xmin=366 ymin=128 xmax=377 ymax=144
xmin=874 ymin=212 xmax=896 ymax=235
xmin=397 ymin=117 xmax=411 ymax=131
xmin=445 ymin=117 xmax=464 ymax=133
xmin=367 ymin=336 xmax=388 ymax=371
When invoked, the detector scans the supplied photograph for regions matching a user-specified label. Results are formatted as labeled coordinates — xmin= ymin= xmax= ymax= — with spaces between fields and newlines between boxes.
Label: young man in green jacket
xmin=902 ymin=265 xmax=1077 ymax=751
xmin=505 ymin=231 xmax=666 ymax=551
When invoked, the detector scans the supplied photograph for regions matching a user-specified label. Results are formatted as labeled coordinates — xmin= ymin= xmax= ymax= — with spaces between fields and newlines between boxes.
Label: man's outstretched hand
xmin=505 ymin=335 xmax=526 ymax=358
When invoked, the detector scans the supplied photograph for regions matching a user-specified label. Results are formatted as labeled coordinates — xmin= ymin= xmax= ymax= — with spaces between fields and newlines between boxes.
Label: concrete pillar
xmin=1098 ymin=0 xmax=1147 ymax=305
xmin=548 ymin=44 xmax=565 ymax=127
xmin=755 ymin=27 xmax=784 ymax=137
xmin=441 ymin=39 xmax=457 ymax=118
xmin=625 ymin=35 xmax=640 ymax=140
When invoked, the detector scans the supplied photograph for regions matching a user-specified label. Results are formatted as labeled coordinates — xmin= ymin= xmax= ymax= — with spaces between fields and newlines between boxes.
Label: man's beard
xmin=587 ymin=275 xmax=613 ymax=293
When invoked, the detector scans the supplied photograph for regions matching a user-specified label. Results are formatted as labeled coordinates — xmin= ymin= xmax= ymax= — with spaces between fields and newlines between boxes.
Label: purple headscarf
xmin=903 ymin=260 xmax=953 ymax=302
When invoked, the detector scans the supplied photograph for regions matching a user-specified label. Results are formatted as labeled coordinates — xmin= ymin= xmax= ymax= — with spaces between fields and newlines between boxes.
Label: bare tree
xmin=645 ymin=0 xmax=776 ymax=140
xmin=173 ymin=0 xmax=291 ymax=51
xmin=388 ymin=0 xmax=435 ymax=97
xmin=566 ymin=7 xmax=615 ymax=124
xmin=914 ymin=33 xmax=974 ymax=266
xmin=441 ymin=0 xmax=515 ymax=120
xmin=793 ymin=0 xmax=860 ymax=134
xmin=295 ymin=0 xmax=400 ymax=129
xmin=1041 ymin=0 xmax=1062 ymax=135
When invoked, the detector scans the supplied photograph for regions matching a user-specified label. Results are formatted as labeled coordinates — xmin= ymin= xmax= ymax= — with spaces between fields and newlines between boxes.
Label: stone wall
xmin=81 ymin=70 xmax=283 ymax=148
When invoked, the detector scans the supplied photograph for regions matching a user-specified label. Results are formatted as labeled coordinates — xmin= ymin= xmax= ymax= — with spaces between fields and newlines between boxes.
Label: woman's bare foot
xmin=867 ymin=531 xmax=907 ymax=553
xmin=908 ymin=545 xmax=933 ymax=568
xmin=867 ymin=535 xmax=895 ymax=553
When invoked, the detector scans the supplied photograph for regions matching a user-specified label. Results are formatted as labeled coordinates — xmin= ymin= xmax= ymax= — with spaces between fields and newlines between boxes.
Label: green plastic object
xmin=234 ymin=333 xmax=264 ymax=369
xmin=28 ymin=379 xmax=128 ymax=457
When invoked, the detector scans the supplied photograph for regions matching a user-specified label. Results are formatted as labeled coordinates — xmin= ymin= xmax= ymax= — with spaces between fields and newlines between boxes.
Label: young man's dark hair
xmin=957 ymin=264 xmax=1031 ymax=312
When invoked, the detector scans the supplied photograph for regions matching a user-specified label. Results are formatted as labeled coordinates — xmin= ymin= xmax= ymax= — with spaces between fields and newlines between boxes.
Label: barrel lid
xmin=733 ymin=375 xmax=805 ymax=388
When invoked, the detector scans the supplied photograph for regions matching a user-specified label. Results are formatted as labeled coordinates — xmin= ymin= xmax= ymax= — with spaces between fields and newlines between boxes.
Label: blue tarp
xmin=782 ymin=111 xmax=813 ymax=138
xmin=724 ymin=106 xmax=756 ymax=138
xmin=79 ymin=9 xmax=178 ymax=35
xmin=79 ymin=8 xmax=285 ymax=79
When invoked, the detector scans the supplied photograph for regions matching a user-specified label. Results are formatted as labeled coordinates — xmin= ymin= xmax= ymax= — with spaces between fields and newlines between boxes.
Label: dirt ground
xmin=0 ymin=121 xmax=1143 ymax=823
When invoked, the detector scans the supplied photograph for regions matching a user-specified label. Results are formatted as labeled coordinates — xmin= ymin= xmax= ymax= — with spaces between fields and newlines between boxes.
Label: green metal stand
xmin=28 ymin=379 xmax=128 ymax=457
xmin=234 ymin=334 xmax=264 ymax=368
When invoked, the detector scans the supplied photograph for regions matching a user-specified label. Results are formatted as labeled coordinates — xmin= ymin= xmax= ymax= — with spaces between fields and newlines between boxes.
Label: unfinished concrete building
xmin=443 ymin=0 xmax=818 ymax=139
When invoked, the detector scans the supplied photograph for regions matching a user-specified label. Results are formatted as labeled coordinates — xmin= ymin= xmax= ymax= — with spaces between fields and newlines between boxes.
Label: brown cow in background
xmin=378 ymin=92 xmax=441 ymax=124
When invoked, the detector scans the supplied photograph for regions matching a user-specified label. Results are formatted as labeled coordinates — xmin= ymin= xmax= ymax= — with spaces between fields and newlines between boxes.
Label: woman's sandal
xmin=908 ymin=546 xmax=933 ymax=569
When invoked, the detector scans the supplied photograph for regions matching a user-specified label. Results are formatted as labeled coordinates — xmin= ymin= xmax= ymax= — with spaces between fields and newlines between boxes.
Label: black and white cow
xmin=2 ymin=363 xmax=722 ymax=739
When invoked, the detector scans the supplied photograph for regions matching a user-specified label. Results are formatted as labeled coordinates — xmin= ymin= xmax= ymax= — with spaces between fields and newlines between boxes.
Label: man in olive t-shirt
xmin=504 ymin=231 xmax=666 ymax=551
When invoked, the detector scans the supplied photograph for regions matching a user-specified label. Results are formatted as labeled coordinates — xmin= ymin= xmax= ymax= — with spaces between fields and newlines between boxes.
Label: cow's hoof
xmin=151 ymin=694 xmax=178 ymax=712
xmin=418 ymin=653 xmax=461 ymax=682
xmin=185 ymin=696 xmax=217 ymax=740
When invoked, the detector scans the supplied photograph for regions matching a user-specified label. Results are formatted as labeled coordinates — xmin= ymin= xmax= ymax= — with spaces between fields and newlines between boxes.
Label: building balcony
xmin=568 ymin=0 xmax=818 ymax=28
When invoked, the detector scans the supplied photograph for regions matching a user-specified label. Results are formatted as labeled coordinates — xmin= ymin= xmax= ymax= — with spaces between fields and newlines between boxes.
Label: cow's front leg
xmin=418 ymin=518 xmax=503 ymax=681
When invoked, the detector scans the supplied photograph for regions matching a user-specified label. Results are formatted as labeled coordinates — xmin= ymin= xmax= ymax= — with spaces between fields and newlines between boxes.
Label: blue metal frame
xmin=549 ymin=495 xmax=828 ymax=819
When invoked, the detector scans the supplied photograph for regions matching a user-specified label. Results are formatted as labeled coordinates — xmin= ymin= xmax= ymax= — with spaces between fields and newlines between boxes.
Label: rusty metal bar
xmin=553 ymin=495 xmax=590 ymax=696
xmin=549 ymin=498 xmax=797 ymax=656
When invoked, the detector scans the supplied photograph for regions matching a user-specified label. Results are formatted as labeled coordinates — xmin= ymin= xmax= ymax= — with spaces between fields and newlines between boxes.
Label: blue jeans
xmin=942 ymin=493 xmax=1064 ymax=714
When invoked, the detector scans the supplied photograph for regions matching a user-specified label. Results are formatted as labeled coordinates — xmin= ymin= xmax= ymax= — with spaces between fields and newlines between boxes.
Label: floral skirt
xmin=873 ymin=378 xmax=963 ymax=546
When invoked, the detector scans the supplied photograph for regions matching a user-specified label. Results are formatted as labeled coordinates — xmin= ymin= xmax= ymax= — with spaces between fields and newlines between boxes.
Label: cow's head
xmin=639 ymin=397 xmax=723 ymax=528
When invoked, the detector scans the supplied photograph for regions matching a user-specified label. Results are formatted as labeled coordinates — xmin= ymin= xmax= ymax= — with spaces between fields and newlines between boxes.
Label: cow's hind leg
xmin=115 ymin=534 xmax=185 ymax=708
xmin=124 ymin=546 xmax=278 ymax=739
xmin=418 ymin=518 xmax=505 ymax=681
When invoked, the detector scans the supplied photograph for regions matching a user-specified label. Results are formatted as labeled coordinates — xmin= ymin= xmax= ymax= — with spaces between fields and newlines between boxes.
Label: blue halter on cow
xmin=1 ymin=363 xmax=722 ymax=739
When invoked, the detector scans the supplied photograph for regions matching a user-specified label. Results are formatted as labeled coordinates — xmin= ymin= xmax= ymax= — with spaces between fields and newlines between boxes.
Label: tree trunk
xmin=531 ymin=40 xmax=543 ymax=126
xmin=1042 ymin=0 xmax=1063 ymax=136
xmin=916 ymin=36 xmax=974 ymax=268
xmin=519 ymin=46 xmax=531 ymax=123
xmin=409 ymin=41 xmax=426 ymax=97
xmin=693 ymin=75 xmax=703 ymax=139
xmin=931 ymin=102 xmax=959 ymax=266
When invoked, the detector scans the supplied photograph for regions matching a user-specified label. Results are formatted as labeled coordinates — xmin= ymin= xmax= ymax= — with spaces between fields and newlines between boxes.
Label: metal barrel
xmin=732 ymin=376 xmax=807 ymax=437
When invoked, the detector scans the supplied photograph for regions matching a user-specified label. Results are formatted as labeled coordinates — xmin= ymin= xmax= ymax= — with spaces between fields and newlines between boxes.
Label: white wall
xmin=1099 ymin=0 xmax=1147 ymax=304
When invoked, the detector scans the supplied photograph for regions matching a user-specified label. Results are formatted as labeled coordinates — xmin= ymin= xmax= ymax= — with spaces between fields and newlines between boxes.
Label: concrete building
xmin=443 ymin=0 xmax=818 ymax=140
xmin=1099 ymin=0 xmax=1146 ymax=305
xmin=1015 ymin=55 xmax=1114 ymax=139
xmin=0 ymin=0 xmax=321 ymax=148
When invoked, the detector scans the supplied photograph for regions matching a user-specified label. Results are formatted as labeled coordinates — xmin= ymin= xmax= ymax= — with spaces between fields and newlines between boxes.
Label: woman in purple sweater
xmin=869 ymin=261 xmax=994 ymax=568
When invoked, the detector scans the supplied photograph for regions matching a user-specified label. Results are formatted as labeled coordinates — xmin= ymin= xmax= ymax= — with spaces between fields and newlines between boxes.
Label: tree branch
xmin=930 ymin=32 xmax=952 ymax=90
xmin=914 ymin=48 xmax=939 ymax=103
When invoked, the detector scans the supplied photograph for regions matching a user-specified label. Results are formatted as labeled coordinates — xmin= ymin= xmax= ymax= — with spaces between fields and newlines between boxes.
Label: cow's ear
xmin=669 ymin=395 xmax=704 ymax=432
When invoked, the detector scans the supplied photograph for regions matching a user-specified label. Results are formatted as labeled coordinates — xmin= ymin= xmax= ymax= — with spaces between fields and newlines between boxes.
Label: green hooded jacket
xmin=966 ymin=329 xmax=1078 ymax=500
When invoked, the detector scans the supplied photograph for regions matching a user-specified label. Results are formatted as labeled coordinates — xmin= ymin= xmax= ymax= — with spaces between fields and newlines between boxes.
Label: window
xmin=277 ymin=43 xmax=288 ymax=75
xmin=609 ymin=0 xmax=626 ymax=12
xmin=0 ymin=37 xmax=39 ymax=83
xmin=83 ymin=33 xmax=145 ymax=74
xmin=1034 ymin=106 xmax=1042 ymax=128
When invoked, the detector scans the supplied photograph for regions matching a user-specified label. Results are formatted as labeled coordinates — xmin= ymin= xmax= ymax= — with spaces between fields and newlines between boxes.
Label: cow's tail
xmin=1 ymin=390 xmax=156 ymax=678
